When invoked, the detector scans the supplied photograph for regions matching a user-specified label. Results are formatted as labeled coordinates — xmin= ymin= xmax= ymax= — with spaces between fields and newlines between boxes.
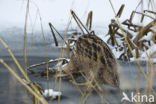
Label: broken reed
xmin=86 ymin=11 xmax=93 ymax=30
xmin=108 ymin=0 xmax=156 ymax=97
xmin=107 ymin=3 xmax=156 ymax=60
xmin=1 ymin=1 xmax=155 ymax=104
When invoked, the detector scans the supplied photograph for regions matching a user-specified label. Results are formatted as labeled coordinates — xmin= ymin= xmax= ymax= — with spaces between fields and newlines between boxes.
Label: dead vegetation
xmin=107 ymin=4 xmax=156 ymax=61
xmin=0 ymin=0 xmax=156 ymax=104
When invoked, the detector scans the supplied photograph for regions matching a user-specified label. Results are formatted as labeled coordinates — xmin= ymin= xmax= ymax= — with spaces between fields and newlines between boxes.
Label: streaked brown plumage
xmin=63 ymin=34 xmax=119 ymax=88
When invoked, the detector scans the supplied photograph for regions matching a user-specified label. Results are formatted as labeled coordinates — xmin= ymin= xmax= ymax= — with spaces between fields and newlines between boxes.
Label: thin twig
xmin=71 ymin=10 xmax=90 ymax=34
xmin=49 ymin=23 xmax=58 ymax=46
xmin=27 ymin=58 xmax=69 ymax=70
xmin=49 ymin=22 xmax=68 ymax=45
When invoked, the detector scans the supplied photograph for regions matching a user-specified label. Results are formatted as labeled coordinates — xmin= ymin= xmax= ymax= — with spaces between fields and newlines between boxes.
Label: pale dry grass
xmin=0 ymin=0 xmax=155 ymax=104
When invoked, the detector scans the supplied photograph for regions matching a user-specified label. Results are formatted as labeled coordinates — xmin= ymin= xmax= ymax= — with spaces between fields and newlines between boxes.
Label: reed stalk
xmin=0 ymin=59 xmax=48 ymax=104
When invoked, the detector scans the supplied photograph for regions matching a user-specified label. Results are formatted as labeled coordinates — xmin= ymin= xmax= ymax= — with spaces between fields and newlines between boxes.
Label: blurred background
xmin=0 ymin=0 xmax=155 ymax=104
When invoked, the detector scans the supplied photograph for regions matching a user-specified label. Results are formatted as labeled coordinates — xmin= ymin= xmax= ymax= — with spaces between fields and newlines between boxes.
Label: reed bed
xmin=0 ymin=0 xmax=156 ymax=104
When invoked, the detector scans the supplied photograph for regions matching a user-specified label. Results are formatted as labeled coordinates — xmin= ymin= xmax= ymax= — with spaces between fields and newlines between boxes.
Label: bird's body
xmin=63 ymin=34 xmax=119 ymax=88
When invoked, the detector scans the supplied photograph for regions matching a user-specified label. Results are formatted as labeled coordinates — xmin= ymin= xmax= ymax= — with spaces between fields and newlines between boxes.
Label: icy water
xmin=0 ymin=28 xmax=156 ymax=104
